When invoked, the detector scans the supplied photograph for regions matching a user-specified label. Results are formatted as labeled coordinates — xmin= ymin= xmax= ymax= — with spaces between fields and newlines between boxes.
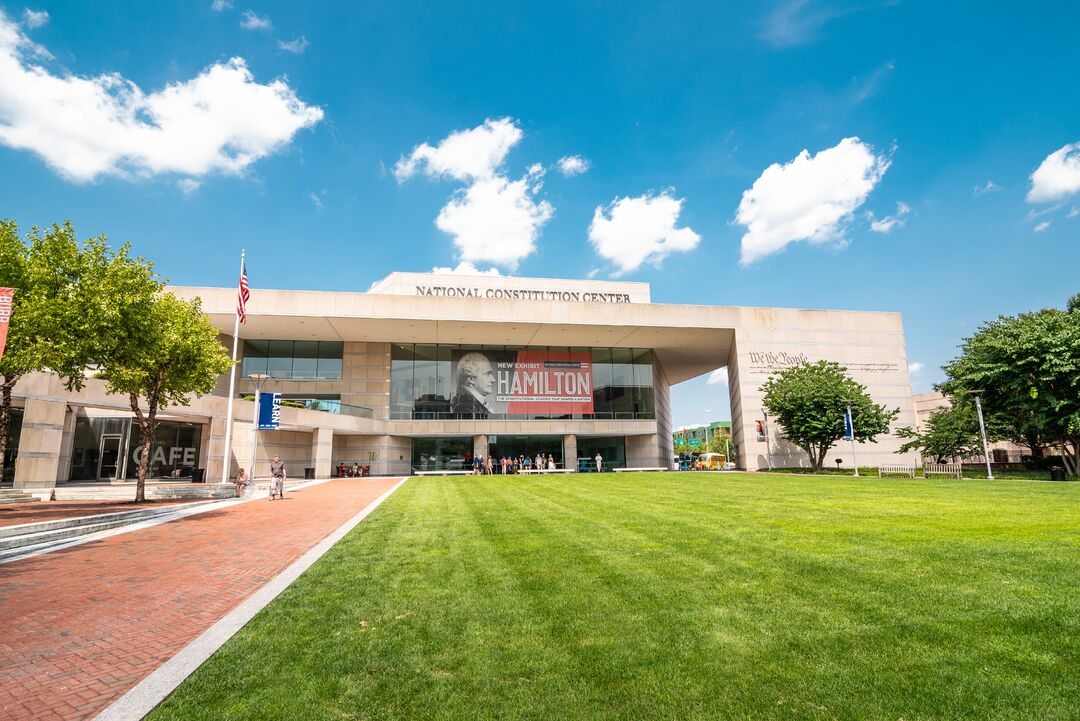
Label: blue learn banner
xmin=843 ymin=410 xmax=853 ymax=440
xmin=258 ymin=392 xmax=282 ymax=430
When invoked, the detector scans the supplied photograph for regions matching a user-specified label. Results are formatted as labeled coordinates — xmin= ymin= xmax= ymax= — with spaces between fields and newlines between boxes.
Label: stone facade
xmin=7 ymin=272 xmax=920 ymax=488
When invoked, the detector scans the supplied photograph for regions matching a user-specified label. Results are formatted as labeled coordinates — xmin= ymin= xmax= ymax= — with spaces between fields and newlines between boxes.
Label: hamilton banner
xmin=0 ymin=288 xmax=13 ymax=363
xmin=449 ymin=348 xmax=594 ymax=417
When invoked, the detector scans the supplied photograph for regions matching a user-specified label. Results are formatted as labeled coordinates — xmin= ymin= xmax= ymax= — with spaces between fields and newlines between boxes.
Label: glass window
xmin=292 ymin=341 xmax=319 ymax=380
xmin=267 ymin=340 xmax=294 ymax=379
xmin=591 ymin=348 xmax=613 ymax=418
xmin=317 ymin=341 xmax=343 ymax=379
xmin=576 ymin=436 xmax=626 ymax=472
xmin=390 ymin=344 xmax=414 ymax=420
xmin=413 ymin=344 xmax=440 ymax=419
xmin=610 ymin=348 xmax=635 ymax=418
xmin=241 ymin=340 xmax=269 ymax=378
xmin=633 ymin=349 xmax=654 ymax=417
xmin=411 ymin=436 xmax=471 ymax=471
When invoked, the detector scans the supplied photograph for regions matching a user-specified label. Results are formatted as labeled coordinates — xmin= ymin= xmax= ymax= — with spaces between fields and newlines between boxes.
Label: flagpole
xmin=220 ymin=249 xmax=244 ymax=484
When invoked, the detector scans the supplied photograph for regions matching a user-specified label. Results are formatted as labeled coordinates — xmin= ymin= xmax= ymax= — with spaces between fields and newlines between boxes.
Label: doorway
xmin=97 ymin=434 xmax=123 ymax=480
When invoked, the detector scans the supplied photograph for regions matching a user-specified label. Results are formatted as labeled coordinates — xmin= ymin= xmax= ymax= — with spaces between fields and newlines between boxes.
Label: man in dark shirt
xmin=270 ymin=454 xmax=286 ymax=501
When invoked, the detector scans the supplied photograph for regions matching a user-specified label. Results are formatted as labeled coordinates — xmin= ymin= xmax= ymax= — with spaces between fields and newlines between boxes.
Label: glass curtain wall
xmin=242 ymin=340 xmax=343 ymax=380
xmin=411 ymin=437 xmax=472 ymax=471
xmin=390 ymin=344 xmax=655 ymax=420
xmin=576 ymin=436 xmax=627 ymax=472
xmin=69 ymin=417 xmax=204 ymax=481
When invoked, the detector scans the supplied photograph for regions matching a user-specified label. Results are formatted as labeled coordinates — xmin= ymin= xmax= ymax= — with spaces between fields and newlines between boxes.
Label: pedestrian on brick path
xmin=270 ymin=455 xmax=286 ymax=500
xmin=234 ymin=467 xmax=249 ymax=498
xmin=595 ymin=452 xmax=603 ymax=472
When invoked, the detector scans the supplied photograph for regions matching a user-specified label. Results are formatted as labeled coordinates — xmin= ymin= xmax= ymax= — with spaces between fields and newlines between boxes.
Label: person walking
xmin=485 ymin=455 xmax=493 ymax=475
xmin=269 ymin=454 xmax=286 ymax=500
xmin=594 ymin=452 xmax=603 ymax=472
xmin=548 ymin=454 xmax=555 ymax=470
xmin=234 ymin=467 xmax=248 ymax=498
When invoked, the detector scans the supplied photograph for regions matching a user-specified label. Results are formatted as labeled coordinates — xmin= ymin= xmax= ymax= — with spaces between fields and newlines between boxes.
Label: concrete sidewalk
xmin=0 ymin=476 xmax=403 ymax=721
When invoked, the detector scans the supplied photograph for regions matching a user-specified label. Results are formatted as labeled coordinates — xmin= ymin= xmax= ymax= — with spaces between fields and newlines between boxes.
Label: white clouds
xmin=973 ymin=180 xmax=998 ymax=196
xmin=210 ymin=0 xmax=233 ymax=11
xmin=395 ymin=117 xmax=522 ymax=183
xmin=735 ymin=137 xmax=890 ymax=265
xmin=588 ymin=190 xmax=700 ymax=275
xmin=908 ymin=362 xmax=924 ymax=374
xmin=240 ymin=10 xmax=271 ymax=30
xmin=177 ymin=178 xmax=201 ymax=194
xmin=707 ymin=368 xmax=728 ymax=386
xmin=1034 ymin=221 xmax=1050 ymax=233
xmin=1068 ymin=207 xmax=1079 ymax=219
xmin=276 ymin=35 xmax=308 ymax=54
xmin=1028 ymin=142 xmax=1080 ymax=203
xmin=436 ymin=176 xmax=554 ymax=270
xmin=308 ymin=191 xmax=324 ymax=209
xmin=556 ymin=154 xmax=590 ymax=176
xmin=397 ymin=118 xmax=556 ymax=270
xmin=760 ymin=0 xmax=846 ymax=48
xmin=22 ymin=8 xmax=48 ymax=28
xmin=0 ymin=11 xmax=323 ymax=182
xmin=430 ymin=262 xmax=503 ymax=277
xmin=868 ymin=201 xmax=910 ymax=233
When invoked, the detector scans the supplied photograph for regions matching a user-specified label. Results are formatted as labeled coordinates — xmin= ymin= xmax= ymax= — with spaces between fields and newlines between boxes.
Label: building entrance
xmin=487 ymin=435 xmax=564 ymax=468
xmin=98 ymin=434 xmax=124 ymax=480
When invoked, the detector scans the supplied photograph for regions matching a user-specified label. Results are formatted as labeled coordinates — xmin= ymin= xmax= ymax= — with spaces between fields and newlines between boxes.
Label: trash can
xmin=304 ymin=467 xmax=316 ymax=480
xmin=191 ymin=468 xmax=205 ymax=483
xmin=1050 ymin=466 xmax=1067 ymax=482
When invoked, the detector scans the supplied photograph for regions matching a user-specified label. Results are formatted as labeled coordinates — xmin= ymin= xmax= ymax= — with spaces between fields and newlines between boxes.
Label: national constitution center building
xmin=7 ymin=273 xmax=919 ymax=490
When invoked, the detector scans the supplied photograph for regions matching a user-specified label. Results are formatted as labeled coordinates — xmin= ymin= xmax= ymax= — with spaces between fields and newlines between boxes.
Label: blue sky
xmin=1 ymin=1 xmax=1078 ymax=428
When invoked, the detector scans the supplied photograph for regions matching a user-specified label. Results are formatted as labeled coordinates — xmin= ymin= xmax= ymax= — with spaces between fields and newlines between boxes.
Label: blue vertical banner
xmin=843 ymin=409 xmax=853 ymax=440
xmin=258 ymin=392 xmax=282 ymax=430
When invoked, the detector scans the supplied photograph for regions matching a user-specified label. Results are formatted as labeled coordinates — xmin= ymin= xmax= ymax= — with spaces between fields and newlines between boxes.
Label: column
xmin=312 ymin=427 xmax=333 ymax=478
xmin=563 ymin=434 xmax=578 ymax=471
xmin=205 ymin=417 xmax=230 ymax=483
xmin=473 ymin=434 xmax=488 ymax=461
xmin=14 ymin=398 xmax=67 ymax=490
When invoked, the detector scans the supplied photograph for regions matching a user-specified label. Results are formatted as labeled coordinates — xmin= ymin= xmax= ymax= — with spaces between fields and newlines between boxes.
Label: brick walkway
xmin=0 ymin=476 xmax=402 ymax=721
xmin=0 ymin=499 xmax=205 ymax=529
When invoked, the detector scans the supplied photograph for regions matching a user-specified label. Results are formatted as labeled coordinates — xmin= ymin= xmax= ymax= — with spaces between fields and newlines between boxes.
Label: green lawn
xmin=150 ymin=473 xmax=1080 ymax=720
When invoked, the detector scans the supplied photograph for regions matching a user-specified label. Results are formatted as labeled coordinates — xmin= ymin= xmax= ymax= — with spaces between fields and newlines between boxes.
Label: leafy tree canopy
xmin=761 ymin=360 xmax=898 ymax=471
xmin=96 ymin=292 xmax=233 ymax=501
xmin=896 ymin=402 xmax=983 ymax=463
xmin=939 ymin=300 xmax=1080 ymax=474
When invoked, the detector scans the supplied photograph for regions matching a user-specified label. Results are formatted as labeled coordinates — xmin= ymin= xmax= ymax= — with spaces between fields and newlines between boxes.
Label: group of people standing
xmin=472 ymin=453 xmax=558 ymax=475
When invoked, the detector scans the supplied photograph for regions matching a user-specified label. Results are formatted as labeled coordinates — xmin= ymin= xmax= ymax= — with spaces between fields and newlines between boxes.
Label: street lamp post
xmin=969 ymin=390 xmax=994 ymax=480
xmin=249 ymin=374 xmax=270 ymax=483
xmin=844 ymin=402 xmax=859 ymax=477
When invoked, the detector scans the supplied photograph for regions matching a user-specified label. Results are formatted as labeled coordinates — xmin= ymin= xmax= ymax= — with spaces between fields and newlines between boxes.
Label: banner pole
xmin=219 ymin=250 xmax=244 ymax=483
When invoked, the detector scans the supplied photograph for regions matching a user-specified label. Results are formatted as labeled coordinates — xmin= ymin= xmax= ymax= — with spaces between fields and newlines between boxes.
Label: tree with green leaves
xmin=760 ymin=360 xmax=899 ymax=472
xmin=895 ymin=402 xmax=984 ymax=463
xmin=0 ymin=220 xmax=120 ymax=481
xmin=96 ymin=292 xmax=233 ymax=502
xmin=939 ymin=299 xmax=1080 ymax=475
xmin=706 ymin=426 xmax=732 ymax=455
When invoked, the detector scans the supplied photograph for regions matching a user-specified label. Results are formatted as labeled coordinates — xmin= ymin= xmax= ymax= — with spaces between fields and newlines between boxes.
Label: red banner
xmin=501 ymin=349 xmax=594 ymax=416
xmin=0 ymin=288 xmax=13 ymax=363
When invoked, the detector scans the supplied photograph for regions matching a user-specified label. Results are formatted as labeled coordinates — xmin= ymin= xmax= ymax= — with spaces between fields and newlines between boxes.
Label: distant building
xmin=912 ymin=391 xmax=1027 ymax=463
xmin=674 ymin=421 xmax=732 ymax=449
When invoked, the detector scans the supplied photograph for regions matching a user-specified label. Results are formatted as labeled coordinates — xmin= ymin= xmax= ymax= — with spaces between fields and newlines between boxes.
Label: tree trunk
xmin=129 ymin=385 xmax=161 ymax=504
xmin=0 ymin=375 xmax=20 ymax=486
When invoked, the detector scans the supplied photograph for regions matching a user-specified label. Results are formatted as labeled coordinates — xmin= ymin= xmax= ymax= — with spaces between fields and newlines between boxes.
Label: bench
xmin=517 ymin=468 xmax=576 ymax=474
xmin=878 ymin=464 xmax=916 ymax=478
xmin=414 ymin=470 xmax=473 ymax=476
xmin=614 ymin=467 xmax=668 ymax=472
xmin=924 ymin=463 xmax=963 ymax=479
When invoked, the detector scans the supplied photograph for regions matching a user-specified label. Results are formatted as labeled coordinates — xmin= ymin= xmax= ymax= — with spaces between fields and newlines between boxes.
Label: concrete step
xmin=0 ymin=499 xmax=224 ymax=557
xmin=0 ymin=489 xmax=39 ymax=505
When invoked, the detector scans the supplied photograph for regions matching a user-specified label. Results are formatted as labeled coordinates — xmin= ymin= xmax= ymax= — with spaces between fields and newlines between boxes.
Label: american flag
xmin=237 ymin=258 xmax=250 ymax=324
